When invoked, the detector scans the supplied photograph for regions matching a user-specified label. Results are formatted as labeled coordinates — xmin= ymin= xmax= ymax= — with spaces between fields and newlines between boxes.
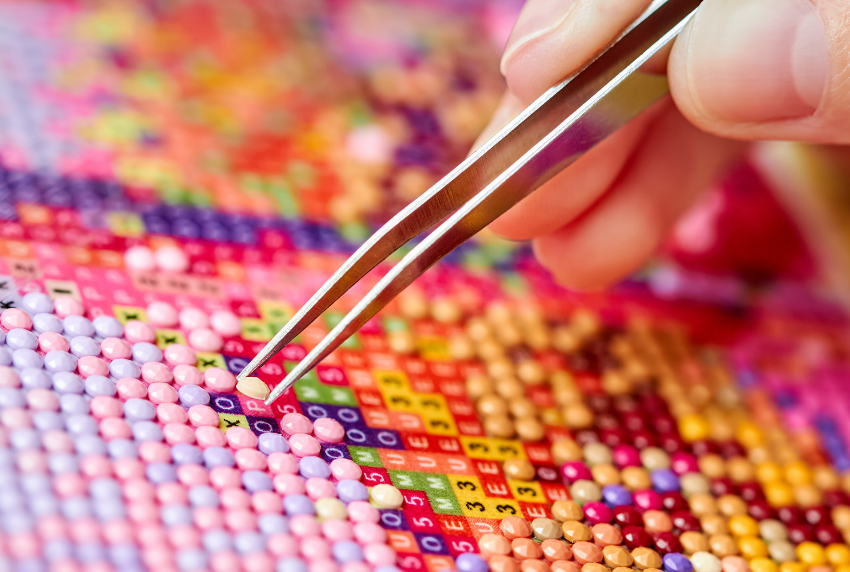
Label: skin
xmin=480 ymin=0 xmax=850 ymax=291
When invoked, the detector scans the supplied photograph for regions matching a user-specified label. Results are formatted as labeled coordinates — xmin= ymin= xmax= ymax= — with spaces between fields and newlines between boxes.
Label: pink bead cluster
xmin=0 ymin=292 xmax=398 ymax=572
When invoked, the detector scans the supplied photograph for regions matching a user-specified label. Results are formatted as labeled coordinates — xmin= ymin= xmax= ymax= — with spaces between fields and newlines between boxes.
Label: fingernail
xmin=500 ymin=0 xmax=579 ymax=76
xmin=688 ymin=0 xmax=828 ymax=123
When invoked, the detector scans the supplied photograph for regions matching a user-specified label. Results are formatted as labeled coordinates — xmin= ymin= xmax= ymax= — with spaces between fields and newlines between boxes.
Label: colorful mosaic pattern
xmin=1 ymin=2 xmax=850 ymax=572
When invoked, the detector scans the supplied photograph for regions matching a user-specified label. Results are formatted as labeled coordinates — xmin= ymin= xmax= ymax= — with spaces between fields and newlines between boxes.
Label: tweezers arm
xmin=240 ymin=0 xmax=701 ymax=381
xmin=265 ymin=1 xmax=699 ymax=404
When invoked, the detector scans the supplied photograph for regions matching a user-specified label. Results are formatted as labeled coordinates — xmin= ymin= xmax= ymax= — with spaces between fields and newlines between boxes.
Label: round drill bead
xmin=500 ymin=516 xmax=533 ymax=539
xmin=370 ymin=484 xmax=403 ymax=509
xmin=551 ymin=500 xmax=584 ymax=522
xmin=532 ymin=518 xmax=563 ymax=540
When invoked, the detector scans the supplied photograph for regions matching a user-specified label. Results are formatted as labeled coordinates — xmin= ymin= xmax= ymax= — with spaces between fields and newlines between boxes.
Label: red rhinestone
xmin=574 ymin=430 xmax=599 ymax=447
xmin=690 ymin=440 xmax=718 ymax=456
xmin=670 ymin=511 xmax=701 ymax=532
xmin=600 ymin=428 xmax=626 ymax=448
xmin=718 ymin=441 xmax=745 ymax=458
xmin=653 ymin=532 xmax=682 ymax=555
xmin=804 ymin=506 xmax=830 ymax=527
xmin=787 ymin=523 xmax=815 ymax=544
xmin=613 ymin=506 xmax=642 ymax=527
xmin=738 ymin=482 xmax=765 ymax=502
xmin=748 ymin=500 xmax=774 ymax=521
xmin=622 ymin=411 xmax=646 ymax=432
xmin=662 ymin=493 xmax=688 ymax=512
xmin=709 ymin=478 xmax=736 ymax=497
xmin=815 ymin=525 xmax=843 ymax=545
xmin=660 ymin=434 xmax=683 ymax=454
xmin=824 ymin=490 xmax=847 ymax=507
xmin=622 ymin=525 xmax=652 ymax=549
xmin=631 ymin=430 xmax=655 ymax=449
xmin=777 ymin=506 xmax=803 ymax=525
xmin=652 ymin=414 xmax=676 ymax=434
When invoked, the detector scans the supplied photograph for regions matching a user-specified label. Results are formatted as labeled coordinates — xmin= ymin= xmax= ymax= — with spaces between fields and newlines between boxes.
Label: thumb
xmin=670 ymin=0 xmax=850 ymax=144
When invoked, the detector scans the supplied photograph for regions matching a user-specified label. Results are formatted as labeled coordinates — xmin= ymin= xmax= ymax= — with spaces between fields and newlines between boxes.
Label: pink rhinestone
xmin=90 ymin=396 xmax=123 ymax=418
xmin=177 ymin=464 xmax=209 ymax=486
xmin=300 ymin=536 xmax=331 ymax=559
xmin=101 ymin=337 xmax=132 ymax=360
xmin=37 ymin=515 xmax=67 ymax=540
xmin=141 ymin=362 xmax=174 ymax=384
xmin=148 ymin=382 xmax=178 ymax=405
xmin=267 ymin=534 xmax=298 ymax=557
xmin=242 ymin=553 xmax=274 ymax=572
xmin=146 ymin=301 xmax=179 ymax=327
xmin=235 ymin=448 xmax=267 ymax=471
xmin=188 ymin=327 xmax=223 ymax=352
xmin=53 ymin=296 xmax=84 ymax=318
xmin=196 ymin=426 xmax=227 ymax=448
xmin=322 ymin=520 xmax=354 ymax=541
xmin=77 ymin=355 xmax=109 ymax=378
xmin=163 ymin=423 xmax=195 ymax=445
xmin=179 ymin=307 xmax=209 ymax=330
xmin=41 ymin=430 xmax=73 ymax=453
xmin=1 ymin=407 xmax=31 ymax=428
xmin=156 ymin=483 xmax=188 ymax=505
xmin=138 ymin=441 xmax=171 ymax=463
xmin=99 ymin=418 xmax=132 ymax=440
xmin=224 ymin=509 xmax=257 ymax=532
xmin=363 ymin=543 xmax=396 ymax=566
xmin=17 ymin=450 xmax=47 ymax=473
xmin=347 ymin=502 xmax=380 ymax=523
xmin=220 ymin=487 xmax=251 ymax=510
xmin=169 ymin=525 xmax=201 ymax=549
xmin=123 ymin=479 xmax=155 ymax=502
xmin=210 ymin=467 xmax=242 ymax=489
xmin=26 ymin=388 xmax=60 ymax=411
xmin=79 ymin=456 xmax=112 ymax=478
xmin=113 ymin=459 xmax=145 ymax=480
xmin=54 ymin=474 xmax=87 ymax=498
xmin=154 ymin=245 xmax=190 ymax=273
xmin=281 ymin=413 xmax=314 ymax=435
xmin=251 ymin=490 xmax=283 ymax=514
xmin=310 ymin=560 xmax=339 ymax=572
xmin=203 ymin=367 xmax=236 ymax=392
xmin=313 ymin=417 xmax=344 ymax=443
xmin=210 ymin=310 xmax=242 ymax=337
xmin=164 ymin=343 xmax=196 ymax=366
xmin=273 ymin=474 xmax=306 ymax=496
xmin=124 ymin=246 xmax=156 ymax=271
xmin=210 ymin=551 xmax=240 ymax=572
xmin=102 ymin=520 xmax=134 ymax=545
xmin=188 ymin=404 xmax=219 ymax=427
xmin=128 ymin=501 xmax=159 ymax=524
xmin=268 ymin=452 xmax=299 ymax=475
xmin=173 ymin=364 xmax=203 ymax=386
xmin=289 ymin=434 xmax=321 ymax=457
xmin=0 ymin=366 xmax=19 ymax=388
xmin=124 ymin=319 xmax=156 ymax=343
xmin=1 ymin=308 xmax=32 ymax=330
xmin=352 ymin=522 xmax=386 ymax=544
xmin=157 ymin=403 xmax=189 ymax=424
xmin=291 ymin=515 xmax=321 ymax=537
xmin=38 ymin=332 xmax=69 ymax=353
xmin=305 ymin=477 xmax=337 ymax=500
xmin=115 ymin=377 xmax=146 ymax=400
xmin=225 ymin=426 xmax=258 ymax=449
xmin=193 ymin=507 xmax=224 ymax=530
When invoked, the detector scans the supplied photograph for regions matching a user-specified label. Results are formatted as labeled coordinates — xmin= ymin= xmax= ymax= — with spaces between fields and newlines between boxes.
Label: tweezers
xmin=240 ymin=0 xmax=703 ymax=405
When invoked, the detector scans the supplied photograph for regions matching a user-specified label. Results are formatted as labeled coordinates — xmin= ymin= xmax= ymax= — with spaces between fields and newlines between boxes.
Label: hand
xmin=480 ymin=0 xmax=850 ymax=290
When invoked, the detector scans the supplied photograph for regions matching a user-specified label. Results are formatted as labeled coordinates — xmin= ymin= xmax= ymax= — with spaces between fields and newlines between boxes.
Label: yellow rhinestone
xmin=738 ymin=536 xmax=768 ymax=560
xmin=728 ymin=515 xmax=759 ymax=538
xmin=797 ymin=541 xmax=827 ymax=566
xmin=678 ymin=414 xmax=711 ymax=442
xmin=826 ymin=544 xmax=850 ymax=567
xmin=749 ymin=557 xmax=777 ymax=572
